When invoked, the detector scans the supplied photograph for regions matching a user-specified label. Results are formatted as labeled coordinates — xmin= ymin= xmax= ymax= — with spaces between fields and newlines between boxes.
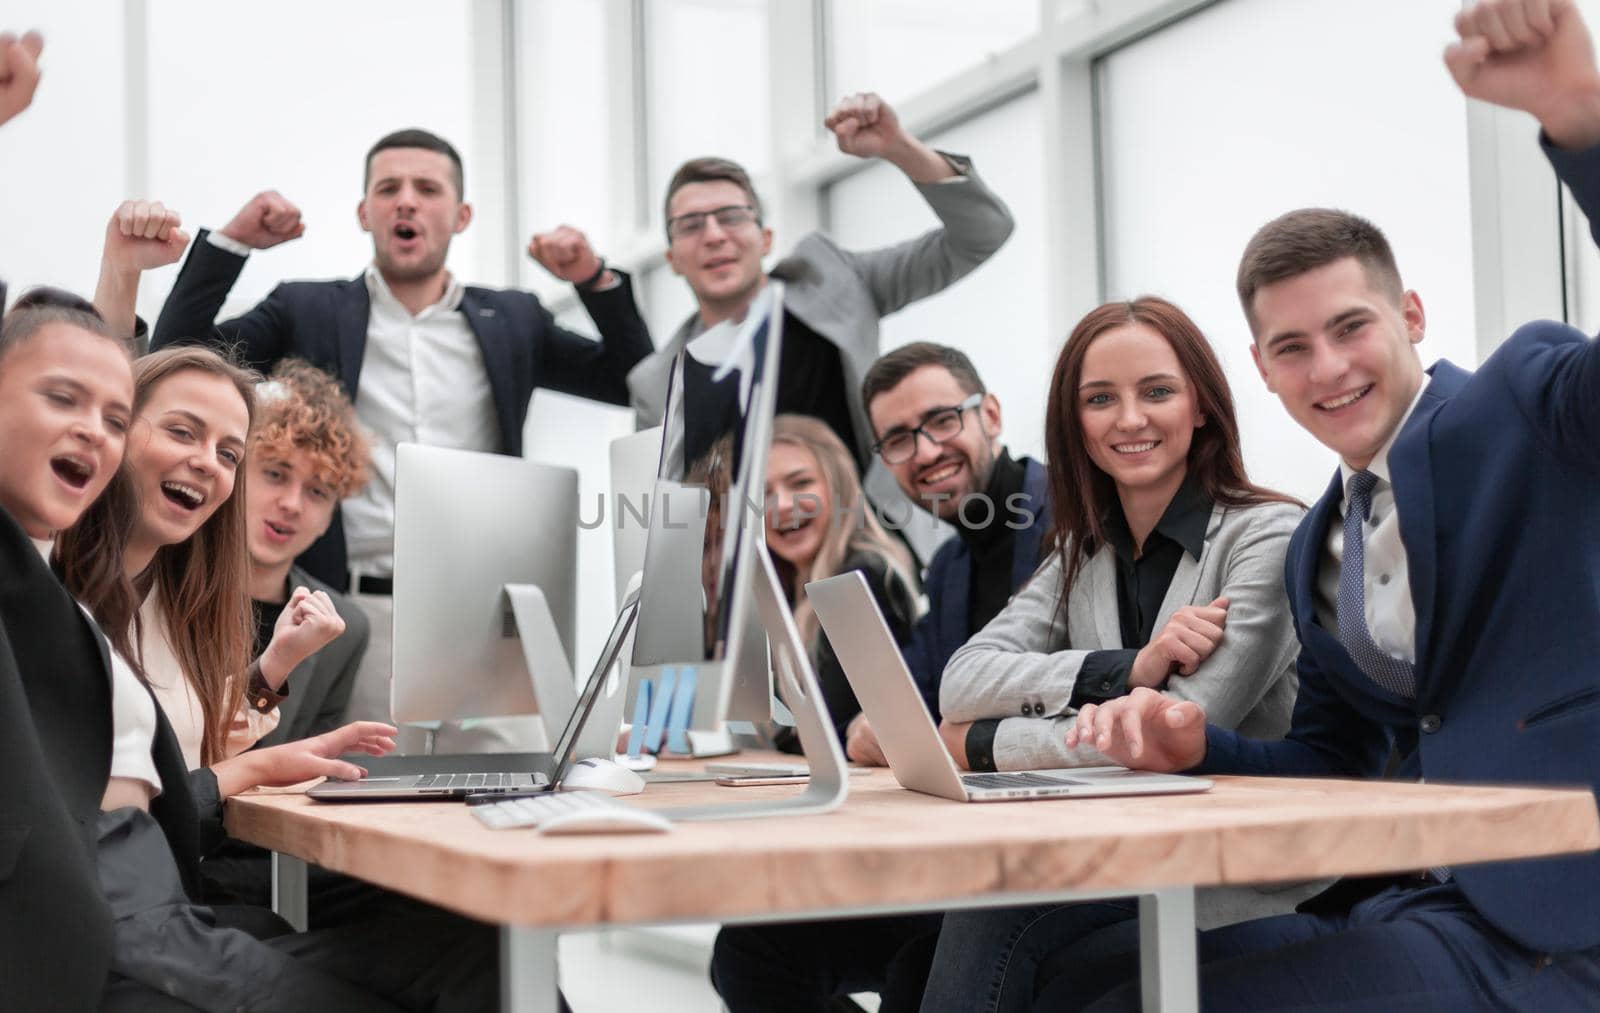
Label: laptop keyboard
xmin=471 ymin=790 xmax=630 ymax=829
xmin=962 ymin=772 xmax=1087 ymax=790
xmin=413 ymin=772 xmax=537 ymax=790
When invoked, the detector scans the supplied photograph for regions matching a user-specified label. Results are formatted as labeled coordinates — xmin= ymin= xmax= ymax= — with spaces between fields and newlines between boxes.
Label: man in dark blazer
xmin=152 ymin=129 xmax=653 ymax=746
xmin=1058 ymin=2 xmax=1600 ymax=1008
xmin=151 ymin=128 xmax=654 ymax=593
xmin=860 ymin=342 xmax=1049 ymax=763
xmin=710 ymin=343 xmax=1051 ymax=1011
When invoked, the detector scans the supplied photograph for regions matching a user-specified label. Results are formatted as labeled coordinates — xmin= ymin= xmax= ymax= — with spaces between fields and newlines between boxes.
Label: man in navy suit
xmin=151 ymin=129 xmax=653 ymax=742
xmin=1052 ymin=1 xmax=1600 ymax=1008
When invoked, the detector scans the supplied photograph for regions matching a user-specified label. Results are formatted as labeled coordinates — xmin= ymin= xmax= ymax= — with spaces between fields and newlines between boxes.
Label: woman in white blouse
xmin=59 ymin=345 xmax=350 ymax=772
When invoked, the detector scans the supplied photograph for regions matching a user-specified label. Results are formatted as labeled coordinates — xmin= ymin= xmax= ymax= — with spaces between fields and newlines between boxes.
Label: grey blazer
xmin=252 ymin=566 xmax=370 ymax=748
xmin=626 ymin=154 xmax=1014 ymax=558
xmin=941 ymin=498 xmax=1313 ymax=927
xmin=942 ymin=500 xmax=1303 ymax=770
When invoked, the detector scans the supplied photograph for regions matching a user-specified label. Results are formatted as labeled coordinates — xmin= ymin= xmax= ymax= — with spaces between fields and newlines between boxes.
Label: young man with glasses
xmin=847 ymin=342 xmax=1049 ymax=766
xmin=533 ymin=92 xmax=1014 ymax=559
xmin=709 ymin=343 xmax=1048 ymax=1012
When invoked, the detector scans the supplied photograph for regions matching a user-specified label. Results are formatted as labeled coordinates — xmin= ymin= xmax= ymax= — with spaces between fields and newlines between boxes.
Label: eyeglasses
xmin=667 ymin=204 xmax=759 ymax=241
xmin=872 ymin=393 xmax=984 ymax=465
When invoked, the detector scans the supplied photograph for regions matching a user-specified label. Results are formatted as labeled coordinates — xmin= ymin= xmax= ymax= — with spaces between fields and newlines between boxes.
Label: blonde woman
xmin=764 ymin=413 xmax=921 ymax=755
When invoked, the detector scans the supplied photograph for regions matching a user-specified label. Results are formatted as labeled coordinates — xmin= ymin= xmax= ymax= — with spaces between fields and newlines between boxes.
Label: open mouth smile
xmin=161 ymin=481 xmax=206 ymax=511
xmin=50 ymin=455 xmax=94 ymax=491
xmin=917 ymin=458 xmax=964 ymax=487
xmin=1112 ymin=440 xmax=1160 ymax=455
xmin=1315 ymin=385 xmax=1373 ymax=412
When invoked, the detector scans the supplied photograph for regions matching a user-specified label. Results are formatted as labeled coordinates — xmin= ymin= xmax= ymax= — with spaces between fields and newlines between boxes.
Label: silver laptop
xmin=310 ymin=601 xmax=638 ymax=801
xmin=806 ymin=572 xmax=1211 ymax=803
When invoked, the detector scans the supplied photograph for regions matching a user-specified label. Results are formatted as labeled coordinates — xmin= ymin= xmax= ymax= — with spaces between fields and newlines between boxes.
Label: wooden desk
xmin=227 ymin=766 xmax=1600 ymax=1012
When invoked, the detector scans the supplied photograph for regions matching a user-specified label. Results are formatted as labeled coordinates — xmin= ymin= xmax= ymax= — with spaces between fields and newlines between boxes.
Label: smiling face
xmin=867 ymin=364 xmax=1000 ymax=522
xmin=1249 ymin=257 xmax=1425 ymax=471
xmin=0 ymin=323 xmax=133 ymax=538
xmin=1077 ymin=322 xmax=1203 ymax=504
xmin=245 ymin=447 xmax=337 ymax=573
xmin=764 ymin=440 xmax=832 ymax=571
xmin=663 ymin=180 xmax=772 ymax=319
xmin=126 ymin=369 xmax=251 ymax=553
xmin=358 ymin=146 xmax=472 ymax=284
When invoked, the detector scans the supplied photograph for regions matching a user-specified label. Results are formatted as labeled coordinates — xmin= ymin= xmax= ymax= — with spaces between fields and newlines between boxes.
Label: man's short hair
xmin=1235 ymin=208 xmax=1404 ymax=334
xmin=365 ymin=128 xmax=465 ymax=198
xmin=663 ymin=157 xmax=763 ymax=233
xmin=861 ymin=342 xmax=987 ymax=414
xmin=0 ymin=286 xmax=120 ymax=365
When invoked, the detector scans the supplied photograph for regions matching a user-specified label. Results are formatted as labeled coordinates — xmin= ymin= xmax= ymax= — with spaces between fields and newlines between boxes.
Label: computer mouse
xmin=559 ymin=757 xmax=646 ymax=796
xmin=536 ymin=805 xmax=672 ymax=836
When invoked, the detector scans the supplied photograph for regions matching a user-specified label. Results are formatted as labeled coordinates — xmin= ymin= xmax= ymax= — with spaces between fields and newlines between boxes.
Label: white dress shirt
xmin=206 ymin=233 xmax=503 ymax=576
xmin=1314 ymin=382 xmax=1428 ymax=665
xmin=341 ymin=265 xmax=500 ymax=575
xmin=31 ymin=537 xmax=162 ymax=799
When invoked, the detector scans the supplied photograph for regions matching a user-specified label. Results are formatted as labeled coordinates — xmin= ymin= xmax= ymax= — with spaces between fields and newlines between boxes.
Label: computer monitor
xmin=391 ymin=444 xmax=578 ymax=727
xmin=630 ymin=284 xmax=780 ymax=729
xmin=626 ymin=282 xmax=849 ymax=820
xmin=609 ymin=425 xmax=664 ymax=610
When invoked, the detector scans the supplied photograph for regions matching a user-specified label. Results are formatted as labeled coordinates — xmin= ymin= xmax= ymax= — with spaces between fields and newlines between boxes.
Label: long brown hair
xmin=768 ymin=414 xmax=920 ymax=651
xmin=1044 ymin=297 xmax=1297 ymax=599
xmin=60 ymin=346 xmax=260 ymax=767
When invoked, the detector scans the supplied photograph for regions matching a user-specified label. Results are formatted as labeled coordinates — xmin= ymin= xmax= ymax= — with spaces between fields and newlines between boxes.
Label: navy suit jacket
xmin=1199 ymin=139 xmax=1600 ymax=954
xmin=901 ymin=456 xmax=1050 ymax=721
xmin=151 ymin=230 xmax=655 ymax=589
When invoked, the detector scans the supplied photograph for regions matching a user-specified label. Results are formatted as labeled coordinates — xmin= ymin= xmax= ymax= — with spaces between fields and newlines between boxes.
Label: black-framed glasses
xmin=667 ymin=204 xmax=759 ymax=241
xmin=872 ymin=393 xmax=984 ymax=464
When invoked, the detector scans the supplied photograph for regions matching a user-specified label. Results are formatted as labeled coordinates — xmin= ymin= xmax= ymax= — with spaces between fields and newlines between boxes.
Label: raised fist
xmin=103 ymin=200 xmax=190 ymax=274
xmin=528 ymin=225 xmax=603 ymax=285
xmin=0 ymin=30 xmax=43 ymax=128
xmin=219 ymin=190 xmax=305 ymax=250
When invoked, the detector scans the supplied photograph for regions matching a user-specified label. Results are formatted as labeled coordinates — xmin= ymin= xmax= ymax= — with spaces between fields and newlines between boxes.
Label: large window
xmin=645 ymin=0 xmax=770 ymax=213
xmin=1098 ymin=0 xmax=1476 ymax=502
xmin=826 ymin=92 xmax=1050 ymax=459
xmin=141 ymin=0 xmax=476 ymax=322
xmin=0 ymin=0 xmax=128 ymax=300
xmin=827 ymin=0 xmax=1037 ymax=107
xmin=515 ymin=0 xmax=616 ymax=292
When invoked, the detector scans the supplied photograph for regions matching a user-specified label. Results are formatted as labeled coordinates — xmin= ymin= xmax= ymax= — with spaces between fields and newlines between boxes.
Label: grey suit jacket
xmin=941 ymin=498 xmax=1312 ymax=927
xmin=251 ymin=566 xmax=370 ymax=748
xmin=626 ymin=154 xmax=1014 ymax=558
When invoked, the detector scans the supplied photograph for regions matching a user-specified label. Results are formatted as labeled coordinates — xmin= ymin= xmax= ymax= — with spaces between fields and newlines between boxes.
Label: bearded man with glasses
xmin=532 ymin=91 xmax=1014 ymax=562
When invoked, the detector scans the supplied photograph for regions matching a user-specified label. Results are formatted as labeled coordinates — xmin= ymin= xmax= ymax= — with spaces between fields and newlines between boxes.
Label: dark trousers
xmin=97 ymin=807 xmax=498 ymax=1012
xmin=711 ymin=913 xmax=942 ymax=1012
xmin=1022 ymin=883 xmax=1600 ymax=1011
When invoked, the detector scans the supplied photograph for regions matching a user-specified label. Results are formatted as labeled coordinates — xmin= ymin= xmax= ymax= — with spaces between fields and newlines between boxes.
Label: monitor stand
xmin=504 ymin=583 xmax=577 ymax=739
xmin=655 ymin=545 xmax=849 ymax=822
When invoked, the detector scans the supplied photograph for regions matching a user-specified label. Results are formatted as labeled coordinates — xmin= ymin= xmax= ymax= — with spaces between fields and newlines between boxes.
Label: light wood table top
xmin=225 ymin=762 xmax=1600 ymax=929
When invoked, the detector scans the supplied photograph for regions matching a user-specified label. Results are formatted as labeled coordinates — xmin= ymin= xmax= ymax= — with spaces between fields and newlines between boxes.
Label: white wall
xmin=1099 ymin=0 xmax=1477 ymax=503
xmin=0 ymin=1 xmax=128 ymax=299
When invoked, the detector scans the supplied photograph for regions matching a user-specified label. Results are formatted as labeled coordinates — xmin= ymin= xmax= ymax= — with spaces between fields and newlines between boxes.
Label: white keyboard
xmin=471 ymin=790 xmax=670 ymax=834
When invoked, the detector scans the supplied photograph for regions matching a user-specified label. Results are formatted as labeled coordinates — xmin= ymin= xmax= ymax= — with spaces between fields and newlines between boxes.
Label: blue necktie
xmin=1336 ymin=470 xmax=1416 ymax=698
